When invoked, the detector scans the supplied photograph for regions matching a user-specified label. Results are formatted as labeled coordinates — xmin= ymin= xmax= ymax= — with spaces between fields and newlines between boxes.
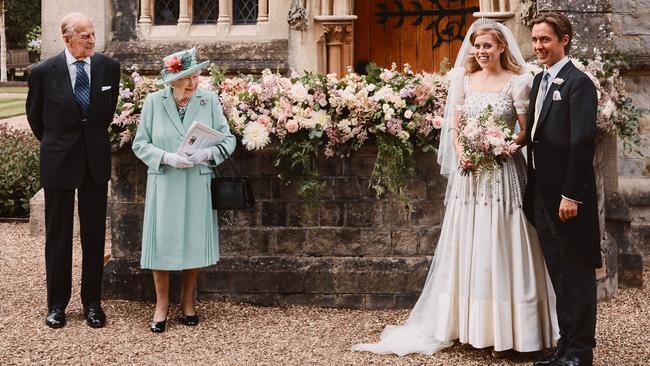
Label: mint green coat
xmin=132 ymin=87 xmax=236 ymax=270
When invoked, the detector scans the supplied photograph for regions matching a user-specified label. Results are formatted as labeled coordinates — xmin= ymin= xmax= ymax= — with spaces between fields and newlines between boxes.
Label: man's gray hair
xmin=60 ymin=12 xmax=92 ymax=36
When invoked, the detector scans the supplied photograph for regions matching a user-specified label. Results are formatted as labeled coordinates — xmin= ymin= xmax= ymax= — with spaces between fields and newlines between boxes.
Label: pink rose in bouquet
xmin=456 ymin=105 xmax=519 ymax=175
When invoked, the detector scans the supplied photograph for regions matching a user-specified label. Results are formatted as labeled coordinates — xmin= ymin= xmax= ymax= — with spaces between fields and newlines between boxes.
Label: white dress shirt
xmin=65 ymin=47 xmax=91 ymax=89
xmin=531 ymin=55 xmax=570 ymax=139
xmin=531 ymin=56 xmax=582 ymax=204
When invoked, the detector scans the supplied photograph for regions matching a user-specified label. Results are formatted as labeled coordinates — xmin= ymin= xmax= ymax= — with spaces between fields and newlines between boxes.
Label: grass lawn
xmin=0 ymin=87 xmax=28 ymax=93
xmin=0 ymin=98 xmax=26 ymax=118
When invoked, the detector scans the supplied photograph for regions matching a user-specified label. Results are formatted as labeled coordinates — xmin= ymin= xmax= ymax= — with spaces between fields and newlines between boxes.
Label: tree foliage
xmin=5 ymin=0 xmax=40 ymax=49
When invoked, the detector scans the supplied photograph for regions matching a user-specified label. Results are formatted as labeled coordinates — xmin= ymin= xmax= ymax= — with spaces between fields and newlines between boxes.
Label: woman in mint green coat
xmin=132 ymin=48 xmax=236 ymax=333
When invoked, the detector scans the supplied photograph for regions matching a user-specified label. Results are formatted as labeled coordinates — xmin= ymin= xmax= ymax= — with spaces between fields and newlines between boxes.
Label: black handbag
xmin=210 ymin=145 xmax=255 ymax=210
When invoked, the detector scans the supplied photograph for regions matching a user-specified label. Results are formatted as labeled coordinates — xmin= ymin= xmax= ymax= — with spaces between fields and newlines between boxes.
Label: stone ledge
xmin=103 ymin=256 xmax=432 ymax=308
xmin=619 ymin=177 xmax=650 ymax=207
xmin=104 ymin=40 xmax=289 ymax=75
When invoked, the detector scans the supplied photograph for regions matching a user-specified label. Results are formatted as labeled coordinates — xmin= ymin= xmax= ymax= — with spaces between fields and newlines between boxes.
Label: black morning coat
xmin=523 ymin=61 xmax=602 ymax=268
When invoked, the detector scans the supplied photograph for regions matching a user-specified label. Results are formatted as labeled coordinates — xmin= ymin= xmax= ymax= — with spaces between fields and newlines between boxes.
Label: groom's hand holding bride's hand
xmin=558 ymin=198 xmax=578 ymax=222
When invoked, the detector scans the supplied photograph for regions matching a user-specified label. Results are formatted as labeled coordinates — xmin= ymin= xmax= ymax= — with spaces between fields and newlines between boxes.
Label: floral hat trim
xmin=156 ymin=48 xmax=210 ymax=85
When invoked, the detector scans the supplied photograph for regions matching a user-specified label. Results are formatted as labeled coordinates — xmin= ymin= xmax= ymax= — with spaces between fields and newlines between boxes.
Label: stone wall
xmin=104 ymin=146 xmax=448 ymax=308
xmin=104 ymin=40 xmax=289 ymax=75
xmin=612 ymin=0 xmax=650 ymax=178
xmin=41 ymin=0 xmax=110 ymax=59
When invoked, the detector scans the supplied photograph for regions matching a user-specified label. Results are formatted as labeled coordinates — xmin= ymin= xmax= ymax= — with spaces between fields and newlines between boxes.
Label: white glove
xmin=162 ymin=152 xmax=194 ymax=168
xmin=186 ymin=148 xmax=213 ymax=165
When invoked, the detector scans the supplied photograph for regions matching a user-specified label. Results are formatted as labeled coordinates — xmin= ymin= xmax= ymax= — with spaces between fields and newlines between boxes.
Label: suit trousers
xmin=44 ymin=161 xmax=107 ymax=311
xmin=533 ymin=186 xmax=596 ymax=363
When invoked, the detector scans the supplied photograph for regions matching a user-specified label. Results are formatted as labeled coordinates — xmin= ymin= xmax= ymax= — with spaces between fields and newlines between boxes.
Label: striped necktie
xmin=74 ymin=60 xmax=90 ymax=120
xmin=532 ymin=71 xmax=550 ymax=139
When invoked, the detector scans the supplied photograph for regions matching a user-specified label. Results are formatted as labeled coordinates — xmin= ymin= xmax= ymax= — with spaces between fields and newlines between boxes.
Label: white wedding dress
xmin=352 ymin=74 xmax=559 ymax=356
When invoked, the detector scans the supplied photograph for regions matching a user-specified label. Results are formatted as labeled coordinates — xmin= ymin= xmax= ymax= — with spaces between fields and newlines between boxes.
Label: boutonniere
xmin=552 ymin=78 xmax=565 ymax=85
xmin=200 ymin=96 xmax=208 ymax=106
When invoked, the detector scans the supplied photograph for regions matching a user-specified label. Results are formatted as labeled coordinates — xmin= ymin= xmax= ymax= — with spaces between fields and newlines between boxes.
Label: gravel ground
xmin=0 ymin=222 xmax=648 ymax=365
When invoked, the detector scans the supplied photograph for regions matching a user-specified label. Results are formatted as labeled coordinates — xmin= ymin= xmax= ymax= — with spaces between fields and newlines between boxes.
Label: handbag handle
xmin=214 ymin=145 xmax=242 ymax=179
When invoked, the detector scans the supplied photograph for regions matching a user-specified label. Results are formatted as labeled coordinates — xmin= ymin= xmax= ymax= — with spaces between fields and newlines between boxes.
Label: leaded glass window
xmin=233 ymin=0 xmax=258 ymax=25
xmin=155 ymin=0 xmax=180 ymax=25
xmin=193 ymin=0 xmax=218 ymax=24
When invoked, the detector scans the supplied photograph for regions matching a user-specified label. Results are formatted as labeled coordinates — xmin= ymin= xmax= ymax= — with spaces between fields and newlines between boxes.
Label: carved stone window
xmin=154 ymin=0 xmax=180 ymax=25
xmin=233 ymin=0 xmax=258 ymax=25
xmin=193 ymin=0 xmax=219 ymax=24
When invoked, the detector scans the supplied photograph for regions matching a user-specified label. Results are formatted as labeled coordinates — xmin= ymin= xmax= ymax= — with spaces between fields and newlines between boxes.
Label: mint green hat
xmin=157 ymin=47 xmax=210 ymax=85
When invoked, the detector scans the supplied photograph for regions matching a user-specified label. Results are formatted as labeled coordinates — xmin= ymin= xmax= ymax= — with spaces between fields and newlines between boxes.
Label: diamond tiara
xmin=473 ymin=17 xmax=500 ymax=30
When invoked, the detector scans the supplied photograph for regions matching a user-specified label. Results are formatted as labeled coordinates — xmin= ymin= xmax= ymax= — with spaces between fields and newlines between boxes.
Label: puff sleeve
xmin=446 ymin=68 xmax=466 ymax=112
xmin=511 ymin=73 xmax=534 ymax=115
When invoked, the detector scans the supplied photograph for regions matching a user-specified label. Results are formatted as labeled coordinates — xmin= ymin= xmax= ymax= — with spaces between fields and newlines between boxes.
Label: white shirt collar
xmin=544 ymin=56 xmax=569 ymax=82
xmin=65 ymin=47 xmax=91 ymax=66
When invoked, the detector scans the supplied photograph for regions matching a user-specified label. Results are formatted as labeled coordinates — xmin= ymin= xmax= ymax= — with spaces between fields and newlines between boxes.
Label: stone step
xmin=103 ymin=256 xmax=433 ymax=309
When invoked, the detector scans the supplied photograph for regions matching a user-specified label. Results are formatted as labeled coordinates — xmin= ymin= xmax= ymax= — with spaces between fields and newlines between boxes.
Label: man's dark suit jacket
xmin=26 ymin=51 xmax=120 ymax=189
xmin=523 ymin=61 xmax=602 ymax=268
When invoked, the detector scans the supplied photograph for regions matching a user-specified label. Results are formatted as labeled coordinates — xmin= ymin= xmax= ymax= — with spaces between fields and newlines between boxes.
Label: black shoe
xmin=45 ymin=309 xmax=66 ymax=328
xmin=179 ymin=313 xmax=199 ymax=326
xmin=534 ymin=341 xmax=567 ymax=366
xmin=149 ymin=319 xmax=167 ymax=333
xmin=551 ymin=355 xmax=582 ymax=366
xmin=83 ymin=304 xmax=107 ymax=328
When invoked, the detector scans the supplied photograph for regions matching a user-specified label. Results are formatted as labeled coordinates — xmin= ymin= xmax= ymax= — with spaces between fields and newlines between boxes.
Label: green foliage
xmin=370 ymin=133 xmax=415 ymax=207
xmin=275 ymin=131 xmax=326 ymax=215
xmin=618 ymin=98 xmax=645 ymax=155
xmin=210 ymin=64 xmax=229 ymax=88
xmin=5 ymin=0 xmax=41 ymax=49
xmin=0 ymin=125 xmax=40 ymax=217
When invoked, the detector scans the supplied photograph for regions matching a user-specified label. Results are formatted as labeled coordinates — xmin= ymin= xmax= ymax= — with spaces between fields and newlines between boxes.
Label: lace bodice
xmin=462 ymin=76 xmax=518 ymax=130
xmin=452 ymin=73 xmax=533 ymax=131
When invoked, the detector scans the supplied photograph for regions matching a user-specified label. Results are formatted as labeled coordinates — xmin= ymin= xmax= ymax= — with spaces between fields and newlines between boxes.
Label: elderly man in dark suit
xmin=26 ymin=12 xmax=120 ymax=329
xmin=524 ymin=12 xmax=601 ymax=366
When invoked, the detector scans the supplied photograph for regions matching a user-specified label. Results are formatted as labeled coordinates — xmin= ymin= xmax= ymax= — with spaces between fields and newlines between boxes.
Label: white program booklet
xmin=177 ymin=121 xmax=226 ymax=155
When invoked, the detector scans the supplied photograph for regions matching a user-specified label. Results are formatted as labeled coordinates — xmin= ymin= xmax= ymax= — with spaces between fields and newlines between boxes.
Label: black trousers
xmin=43 ymin=164 xmax=107 ymax=311
xmin=533 ymin=187 xmax=596 ymax=363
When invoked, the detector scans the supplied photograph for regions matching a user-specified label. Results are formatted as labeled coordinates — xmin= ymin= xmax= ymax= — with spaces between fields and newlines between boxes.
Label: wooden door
xmin=354 ymin=0 xmax=480 ymax=73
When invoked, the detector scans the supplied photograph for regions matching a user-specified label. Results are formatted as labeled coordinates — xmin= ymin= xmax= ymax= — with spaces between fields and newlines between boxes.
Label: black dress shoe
xmin=551 ymin=355 xmax=581 ymax=366
xmin=84 ymin=304 xmax=107 ymax=328
xmin=45 ymin=309 xmax=66 ymax=329
xmin=179 ymin=313 xmax=199 ymax=326
xmin=149 ymin=319 xmax=167 ymax=333
xmin=534 ymin=341 xmax=567 ymax=366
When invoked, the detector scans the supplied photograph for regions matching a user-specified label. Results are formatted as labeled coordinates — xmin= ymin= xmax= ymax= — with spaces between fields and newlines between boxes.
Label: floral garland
xmin=109 ymin=57 xmax=644 ymax=202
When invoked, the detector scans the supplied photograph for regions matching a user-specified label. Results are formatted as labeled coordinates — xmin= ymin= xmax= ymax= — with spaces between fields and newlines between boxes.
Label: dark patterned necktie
xmin=74 ymin=60 xmax=90 ymax=120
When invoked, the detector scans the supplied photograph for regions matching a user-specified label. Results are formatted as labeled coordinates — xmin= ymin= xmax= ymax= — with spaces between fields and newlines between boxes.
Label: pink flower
xmin=462 ymin=123 xmax=479 ymax=139
xmin=164 ymin=56 xmax=183 ymax=73
xmin=485 ymin=127 xmax=505 ymax=146
xmin=257 ymin=114 xmax=272 ymax=128
xmin=432 ymin=115 xmax=444 ymax=129
xmin=404 ymin=110 xmax=414 ymax=119
xmin=286 ymin=119 xmax=299 ymax=133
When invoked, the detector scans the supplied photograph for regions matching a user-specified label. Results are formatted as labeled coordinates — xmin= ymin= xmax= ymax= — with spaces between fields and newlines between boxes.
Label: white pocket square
xmin=552 ymin=90 xmax=562 ymax=101
xmin=101 ymin=86 xmax=112 ymax=91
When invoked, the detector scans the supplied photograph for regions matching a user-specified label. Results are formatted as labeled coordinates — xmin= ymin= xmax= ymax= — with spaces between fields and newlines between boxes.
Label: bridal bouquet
xmin=456 ymin=105 xmax=519 ymax=175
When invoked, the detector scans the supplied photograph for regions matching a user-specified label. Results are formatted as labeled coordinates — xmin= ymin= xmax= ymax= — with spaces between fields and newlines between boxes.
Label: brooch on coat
xmin=200 ymin=96 xmax=208 ymax=106
xmin=552 ymin=78 xmax=565 ymax=85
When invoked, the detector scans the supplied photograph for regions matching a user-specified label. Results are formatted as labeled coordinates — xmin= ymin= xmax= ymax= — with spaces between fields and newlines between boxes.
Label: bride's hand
xmin=458 ymin=155 xmax=474 ymax=170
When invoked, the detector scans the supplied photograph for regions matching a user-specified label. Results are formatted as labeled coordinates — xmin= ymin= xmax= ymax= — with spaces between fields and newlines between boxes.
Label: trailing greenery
xmin=370 ymin=133 xmax=416 ymax=206
xmin=0 ymin=125 xmax=40 ymax=217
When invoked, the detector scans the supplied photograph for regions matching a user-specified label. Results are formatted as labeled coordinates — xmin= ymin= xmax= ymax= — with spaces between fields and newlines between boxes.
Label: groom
xmin=524 ymin=12 xmax=600 ymax=366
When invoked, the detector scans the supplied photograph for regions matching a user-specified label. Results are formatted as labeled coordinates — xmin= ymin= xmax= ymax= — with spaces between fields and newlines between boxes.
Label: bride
xmin=353 ymin=19 xmax=559 ymax=356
